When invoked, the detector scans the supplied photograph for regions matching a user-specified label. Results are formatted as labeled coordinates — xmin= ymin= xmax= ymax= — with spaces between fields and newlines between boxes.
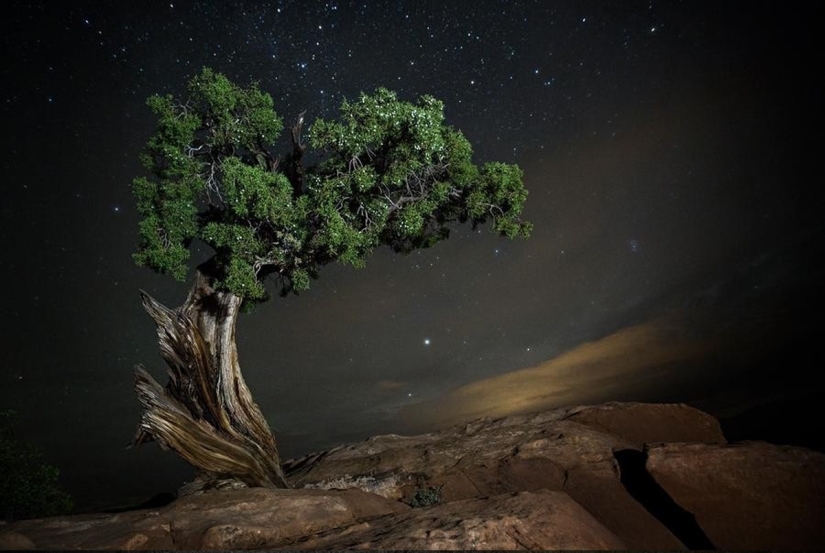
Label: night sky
xmin=2 ymin=1 xmax=822 ymax=512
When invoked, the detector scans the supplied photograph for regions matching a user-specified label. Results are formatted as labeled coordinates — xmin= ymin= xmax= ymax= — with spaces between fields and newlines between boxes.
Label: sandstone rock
xmin=170 ymin=487 xmax=408 ymax=549
xmin=562 ymin=461 xmax=685 ymax=551
xmin=286 ymin=402 xmax=723 ymax=496
xmin=0 ymin=510 xmax=175 ymax=550
xmin=5 ymin=402 xmax=818 ymax=551
xmin=290 ymin=490 xmax=626 ymax=550
xmin=0 ymin=487 xmax=625 ymax=550
xmin=285 ymin=402 xmax=717 ymax=549
xmin=0 ymin=487 xmax=407 ymax=550
xmin=566 ymin=401 xmax=726 ymax=447
xmin=647 ymin=441 xmax=825 ymax=550
xmin=0 ymin=530 xmax=35 ymax=550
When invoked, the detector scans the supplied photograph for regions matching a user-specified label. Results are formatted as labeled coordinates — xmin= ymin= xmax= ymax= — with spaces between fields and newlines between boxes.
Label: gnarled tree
xmin=131 ymin=68 xmax=531 ymax=491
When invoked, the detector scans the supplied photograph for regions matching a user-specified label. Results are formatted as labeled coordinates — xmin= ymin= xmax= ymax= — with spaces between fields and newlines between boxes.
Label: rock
xmin=0 ymin=510 xmax=175 ymax=550
xmin=169 ymin=487 xmax=408 ymax=549
xmin=285 ymin=402 xmax=719 ymax=549
xmin=566 ymin=401 xmax=726 ymax=447
xmin=0 ymin=530 xmax=35 ymax=550
xmin=290 ymin=490 xmax=625 ymax=550
xmin=647 ymin=441 xmax=825 ymax=550
xmin=286 ymin=402 xmax=723 ymax=496
xmin=0 ymin=487 xmax=407 ymax=550
xmin=3 ymin=402 xmax=821 ymax=551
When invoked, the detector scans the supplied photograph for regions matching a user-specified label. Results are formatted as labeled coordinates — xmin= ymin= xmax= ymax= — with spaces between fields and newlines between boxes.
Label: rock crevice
xmin=613 ymin=448 xmax=715 ymax=549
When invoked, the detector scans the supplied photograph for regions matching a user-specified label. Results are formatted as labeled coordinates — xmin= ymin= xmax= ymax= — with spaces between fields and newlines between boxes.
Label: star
xmin=423 ymin=338 xmax=431 ymax=346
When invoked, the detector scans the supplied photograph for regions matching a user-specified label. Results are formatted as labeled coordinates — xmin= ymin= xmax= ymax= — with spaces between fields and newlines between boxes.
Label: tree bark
xmin=131 ymin=270 xmax=288 ymax=490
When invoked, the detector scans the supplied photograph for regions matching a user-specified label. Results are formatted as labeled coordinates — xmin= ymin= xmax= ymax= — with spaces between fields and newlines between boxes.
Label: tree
xmin=0 ymin=410 xmax=73 ymax=521
xmin=131 ymin=68 xmax=531 ymax=490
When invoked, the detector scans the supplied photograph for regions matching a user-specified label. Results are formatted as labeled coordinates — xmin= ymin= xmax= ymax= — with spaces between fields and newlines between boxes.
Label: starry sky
xmin=1 ymin=1 xmax=822 ymax=512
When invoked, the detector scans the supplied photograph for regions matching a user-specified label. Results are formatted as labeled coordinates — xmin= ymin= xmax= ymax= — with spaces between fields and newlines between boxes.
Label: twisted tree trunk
xmin=131 ymin=269 xmax=288 ymax=490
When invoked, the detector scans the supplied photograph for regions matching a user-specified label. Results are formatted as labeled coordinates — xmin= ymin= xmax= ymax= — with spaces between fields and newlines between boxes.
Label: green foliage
xmin=407 ymin=483 xmax=445 ymax=508
xmin=0 ymin=410 xmax=73 ymax=521
xmin=133 ymin=68 xmax=531 ymax=303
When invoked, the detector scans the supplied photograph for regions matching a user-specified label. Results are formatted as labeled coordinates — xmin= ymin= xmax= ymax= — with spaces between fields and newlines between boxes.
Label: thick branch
xmin=256 ymin=137 xmax=280 ymax=173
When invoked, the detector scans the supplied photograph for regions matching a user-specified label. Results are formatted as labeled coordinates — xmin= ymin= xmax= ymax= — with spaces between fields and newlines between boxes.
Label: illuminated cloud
xmin=377 ymin=379 xmax=405 ymax=393
xmin=398 ymin=315 xmax=715 ymax=430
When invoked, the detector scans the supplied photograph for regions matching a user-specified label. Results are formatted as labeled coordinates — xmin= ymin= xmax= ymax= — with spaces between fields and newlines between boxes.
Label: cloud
xmin=397 ymin=314 xmax=715 ymax=431
xmin=376 ymin=379 xmax=405 ymax=393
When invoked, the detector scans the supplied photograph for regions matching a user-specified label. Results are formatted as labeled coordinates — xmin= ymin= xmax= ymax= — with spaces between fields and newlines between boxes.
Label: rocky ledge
xmin=1 ymin=402 xmax=823 ymax=550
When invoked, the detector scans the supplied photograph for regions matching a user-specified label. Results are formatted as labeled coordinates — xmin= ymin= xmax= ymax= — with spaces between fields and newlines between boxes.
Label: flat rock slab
xmin=647 ymin=441 xmax=825 ymax=550
xmin=0 ymin=487 xmax=407 ymax=550
xmin=0 ymin=488 xmax=624 ymax=550
xmin=566 ymin=401 xmax=726 ymax=447
xmin=290 ymin=490 xmax=626 ymax=550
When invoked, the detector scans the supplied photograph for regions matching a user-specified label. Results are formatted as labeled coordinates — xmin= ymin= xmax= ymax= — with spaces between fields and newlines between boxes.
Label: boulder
xmin=566 ymin=401 xmax=726 ymax=447
xmin=647 ymin=441 xmax=825 ymax=550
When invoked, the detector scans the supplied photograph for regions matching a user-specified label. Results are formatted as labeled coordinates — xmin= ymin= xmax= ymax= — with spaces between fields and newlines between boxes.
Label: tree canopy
xmin=133 ymin=68 xmax=531 ymax=302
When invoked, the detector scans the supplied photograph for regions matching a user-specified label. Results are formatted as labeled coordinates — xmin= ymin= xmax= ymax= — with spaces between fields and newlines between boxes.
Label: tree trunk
xmin=131 ymin=269 xmax=288 ymax=490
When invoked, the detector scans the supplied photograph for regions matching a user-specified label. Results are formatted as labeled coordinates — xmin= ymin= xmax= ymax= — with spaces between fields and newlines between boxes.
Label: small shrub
xmin=407 ymin=483 xmax=444 ymax=508
xmin=0 ymin=410 xmax=73 ymax=521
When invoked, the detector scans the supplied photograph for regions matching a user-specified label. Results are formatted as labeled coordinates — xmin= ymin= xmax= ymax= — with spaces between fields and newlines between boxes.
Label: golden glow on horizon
xmin=398 ymin=315 xmax=715 ymax=430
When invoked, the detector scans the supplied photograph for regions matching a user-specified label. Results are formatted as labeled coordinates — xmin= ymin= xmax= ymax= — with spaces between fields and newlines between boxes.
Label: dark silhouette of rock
xmin=716 ymin=392 xmax=825 ymax=453
xmin=647 ymin=441 xmax=825 ymax=550
xmin=1 ymin=402 xmax=822 ymax=550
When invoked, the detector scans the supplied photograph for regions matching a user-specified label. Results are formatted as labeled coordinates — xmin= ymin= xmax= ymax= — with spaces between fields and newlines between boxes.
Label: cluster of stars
xmin=8 ymin=1 xmax=672 ymax=169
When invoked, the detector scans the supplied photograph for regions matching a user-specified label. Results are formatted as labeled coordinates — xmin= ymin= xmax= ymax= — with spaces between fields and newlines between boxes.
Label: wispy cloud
xmin=397 ymin=314 xmax=715 ymax=430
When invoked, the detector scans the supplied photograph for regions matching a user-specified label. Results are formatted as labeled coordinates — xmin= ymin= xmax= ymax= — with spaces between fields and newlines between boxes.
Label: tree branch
xmin=289 ymin=111 xmax=307 ymax=197
xmin=254 ymin=137 xmax=280 ymax=173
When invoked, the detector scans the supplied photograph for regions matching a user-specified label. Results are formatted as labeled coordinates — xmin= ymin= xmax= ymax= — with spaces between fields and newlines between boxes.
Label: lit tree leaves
xmin=187 ymin=68 xmax=283 ymax=150
xmin=220 ymin=157 xmax=294 ymax=221
xmin=133 ymin=68 xmax=531 ymax=303
xmin=464 ymin=163 xmax=532 ymax=237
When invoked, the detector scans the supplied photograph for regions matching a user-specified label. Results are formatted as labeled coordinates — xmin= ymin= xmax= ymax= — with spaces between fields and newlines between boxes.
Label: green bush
xmin=407 ymin=483 xmax=445 ymax=508
xmin=0 ymin=410 xmax=73 ymax=521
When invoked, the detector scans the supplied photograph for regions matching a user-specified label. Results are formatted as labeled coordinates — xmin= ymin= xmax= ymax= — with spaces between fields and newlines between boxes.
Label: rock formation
xmin=646 ymin=441 xmax=825 ymax=550
xmin=1 ymin=401 xmax=823 ymax=550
